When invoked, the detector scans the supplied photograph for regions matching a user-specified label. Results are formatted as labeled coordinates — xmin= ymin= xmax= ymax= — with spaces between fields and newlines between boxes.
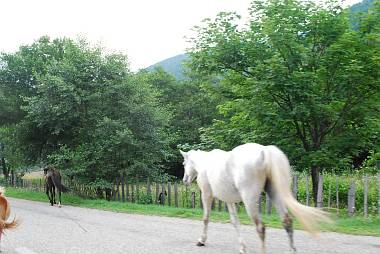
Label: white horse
xmin=180 ymin=143 xmax=329 ymax=254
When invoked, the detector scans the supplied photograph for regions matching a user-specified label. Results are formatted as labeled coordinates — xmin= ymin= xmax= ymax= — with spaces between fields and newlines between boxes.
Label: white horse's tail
xmin=266 ymin=145 xmax=331 ymax=234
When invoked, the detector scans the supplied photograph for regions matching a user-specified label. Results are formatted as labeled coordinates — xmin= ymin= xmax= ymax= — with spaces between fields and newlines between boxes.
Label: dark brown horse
xmin=43 ymin=166 xmax=69 ymax=207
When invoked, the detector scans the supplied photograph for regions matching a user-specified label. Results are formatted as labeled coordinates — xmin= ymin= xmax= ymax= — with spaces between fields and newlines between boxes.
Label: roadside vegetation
xmin=6 ymin=187 xmax=380 ymax=236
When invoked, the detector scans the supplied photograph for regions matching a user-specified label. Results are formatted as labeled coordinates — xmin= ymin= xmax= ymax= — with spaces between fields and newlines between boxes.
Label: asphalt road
xmin=2 ymin=198 xmax=379 ymax=254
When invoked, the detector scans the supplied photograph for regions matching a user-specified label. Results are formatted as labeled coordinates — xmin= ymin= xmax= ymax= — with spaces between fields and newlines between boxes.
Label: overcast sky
xmin=0 ymin=0 xmax=361 ymax=71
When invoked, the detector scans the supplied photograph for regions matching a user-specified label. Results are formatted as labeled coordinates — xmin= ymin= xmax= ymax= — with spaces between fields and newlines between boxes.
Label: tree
xmin=188 ymin=0 xmax=380 ymax=204
xmin=0 ymin=37 xmax=172 ymax=192
xmin=139 ymin=67 xmax=218 ymax=177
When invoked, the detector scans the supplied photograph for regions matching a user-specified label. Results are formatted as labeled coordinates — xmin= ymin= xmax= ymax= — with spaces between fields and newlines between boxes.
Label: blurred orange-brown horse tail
xmin=0 ymin=187 xmax=18 ymax=235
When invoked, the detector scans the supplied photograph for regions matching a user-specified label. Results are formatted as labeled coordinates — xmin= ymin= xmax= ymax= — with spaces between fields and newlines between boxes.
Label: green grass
xmin=5 ymin=187 xmax=380 ymax=237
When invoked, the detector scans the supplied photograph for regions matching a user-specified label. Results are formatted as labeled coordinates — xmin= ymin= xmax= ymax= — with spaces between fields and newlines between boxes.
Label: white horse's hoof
xmin=196 ymin=241 xmax=205 ymax=247
xmin=239 ymin=246 xmax=247 ymax=254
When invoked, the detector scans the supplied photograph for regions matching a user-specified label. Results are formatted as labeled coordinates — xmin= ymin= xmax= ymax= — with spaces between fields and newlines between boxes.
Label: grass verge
xmin=5 ymin=187 xmax=380 ymax=237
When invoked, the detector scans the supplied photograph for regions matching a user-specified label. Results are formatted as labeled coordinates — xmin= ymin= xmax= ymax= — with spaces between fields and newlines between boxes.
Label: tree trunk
xmin=1 ymin=157 xmax=9 ymax=181
xmin=311 ymin=165 xmax=320 ymax=207
xmin=105 ymin=188 xmax=112 ymax=201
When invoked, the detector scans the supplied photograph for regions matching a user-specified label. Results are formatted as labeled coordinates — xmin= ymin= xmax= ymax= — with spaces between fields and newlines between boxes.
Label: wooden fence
xmin=10 ymin=173 xmax=380 ymax=217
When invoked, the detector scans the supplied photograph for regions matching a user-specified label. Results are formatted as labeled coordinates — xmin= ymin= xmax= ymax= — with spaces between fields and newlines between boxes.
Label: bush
xmin=138 ymin=193 xmax=153 ymax=204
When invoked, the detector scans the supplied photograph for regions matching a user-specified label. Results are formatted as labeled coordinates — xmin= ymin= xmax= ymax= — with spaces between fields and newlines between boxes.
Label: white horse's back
xmin=229 ymin=143 xmax=268 ymax=177
xmin=202 ymin=143 xmax=268 ymax=203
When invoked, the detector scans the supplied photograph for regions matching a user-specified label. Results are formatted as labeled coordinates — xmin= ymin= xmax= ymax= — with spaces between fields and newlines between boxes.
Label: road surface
xmin=2 ymin=198 xmax=379 ymax=254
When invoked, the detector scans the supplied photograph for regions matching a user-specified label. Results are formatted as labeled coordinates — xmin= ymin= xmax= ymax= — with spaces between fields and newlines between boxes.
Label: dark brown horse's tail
xmin=60 ymin=184 xmax=69 ymax=193
xmin=0 ymin=217 xmax=18 ymax=231
xmin=51 ymin=177 xmax=69 ymax=193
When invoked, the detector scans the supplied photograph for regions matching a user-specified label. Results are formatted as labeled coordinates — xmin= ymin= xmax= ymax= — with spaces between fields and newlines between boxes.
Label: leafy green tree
xmin=140 ymin=67 xmax=218 ymax=177
xmin=188 ymin=0 xmax=380 ymax=204
xmin=0 ymin=37 xmax=171 ymax=193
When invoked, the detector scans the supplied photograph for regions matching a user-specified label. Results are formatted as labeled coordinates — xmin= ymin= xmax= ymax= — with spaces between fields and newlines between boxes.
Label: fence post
xmin=167 ymin=182 xmax=172 ymax=206
xmin=131 ymin=184 xmax=135 ymax=203
xmin=136 ymin=181 xmax=140 ymax=203
xmin=12 ymin=171 xmax=15 ymax=187
xmin=126 ymin=179 xmax=129 ymax=202
xmin=317 ymin=174 xmax=323 ymax=208
xmin=348 ymin=180 xmax=356 ymax=217
xmin=147 ymin=179 xmax=152 ymax=203
xmin=191 ymin=192 xmax=196 ymax=208
xmin=112 ymin=182 xmax=116 ymax=201
xmin=121 ymin=175 xmax=125 ymax=202
xmin=156 ymin=183 xmax=160 ymax=204
xmin=161 ymin=184 xmax=166 ymax=205
xmin=199 ymin=190 xmax=203 ymax=209
xmin=266 ymin=192 xmax=272 ymax=215
xmin=185 ymin=185 xmax=189 ymax=208
xmin=292 ymin=175 xmax=298 ymax=200
xmin=306 ymin=174 xmax=310 ymax=206
xmin=336 ymin=176 xmax=339 ymax=215
xmin=328 ymin=180 xmax=332 ymax=210
xmin=174 ymin=182 xmax=179 ymax=207
xmin=378 ymin=174 xmax=380 ymax=216
xmin=116 ymin=177 xmax=121 ymax=202
xmin=364 ymin=175 xmax=368 ymax=218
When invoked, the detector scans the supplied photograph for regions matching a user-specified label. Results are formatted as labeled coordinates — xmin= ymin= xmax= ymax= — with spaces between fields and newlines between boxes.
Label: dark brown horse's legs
xmin=46 ymin=187 xmax=53 ymax=206
xmin=58 ymin=190 xmax=62 ymax=207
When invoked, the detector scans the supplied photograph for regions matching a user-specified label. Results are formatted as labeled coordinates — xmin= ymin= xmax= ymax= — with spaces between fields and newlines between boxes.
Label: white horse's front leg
xmin=227 ymin=203 xmax=247 ymax=254
xmin=197 ymin=192 xmax=212 ymax=246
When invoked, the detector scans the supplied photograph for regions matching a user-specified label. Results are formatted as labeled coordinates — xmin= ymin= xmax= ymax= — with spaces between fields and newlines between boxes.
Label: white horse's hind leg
xmin=197 ymin=191 xmax=212 ymax=246
xmin=227 ymin=203 xmax=247 ymax=254
xmin=241 ymin=189 xmax=266 ymax=254
xmin=267 ymin=185 xmax=296 ymax=253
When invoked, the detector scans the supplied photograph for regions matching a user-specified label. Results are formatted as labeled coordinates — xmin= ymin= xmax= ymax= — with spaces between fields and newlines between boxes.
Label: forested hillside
xmin=148 ymin=0 xmax=378 ymax=81
xmin=350 ymin=0 xmax=376 ymax=13
xmin=147 ymin=54 xmax=189 ymax=80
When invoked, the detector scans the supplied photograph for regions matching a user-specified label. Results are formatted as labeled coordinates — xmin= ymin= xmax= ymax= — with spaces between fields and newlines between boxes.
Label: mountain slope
xmin=146 ymin=54 xmax=189 ymax=80
xmin=147 ymin=0 xmax=375 ymax=80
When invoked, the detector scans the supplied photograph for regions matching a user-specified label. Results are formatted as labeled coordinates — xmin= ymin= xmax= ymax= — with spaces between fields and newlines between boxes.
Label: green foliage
xmin=187 ymin=0 xmax=380 ymax=172
xmin=0 ymin=37 xmax=172 ymax=189
xmin=137 ymin=193 xmax=154 ymax=204
xmin=138 ymin=67 xmax=218 ymax=177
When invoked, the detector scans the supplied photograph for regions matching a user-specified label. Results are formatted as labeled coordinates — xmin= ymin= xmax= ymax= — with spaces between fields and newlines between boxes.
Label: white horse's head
xmin=180 ymin=150 xmax=198 ymax=186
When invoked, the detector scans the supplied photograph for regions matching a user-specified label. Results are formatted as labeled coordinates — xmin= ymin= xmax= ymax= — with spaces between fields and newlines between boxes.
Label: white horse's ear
xmin=180 ymin=150 xmax=187 ymax=158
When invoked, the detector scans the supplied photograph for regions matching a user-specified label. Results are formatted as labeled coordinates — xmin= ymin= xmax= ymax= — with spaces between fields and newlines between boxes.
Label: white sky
xmin=0 ymin=0 xmax=361 ymax=71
